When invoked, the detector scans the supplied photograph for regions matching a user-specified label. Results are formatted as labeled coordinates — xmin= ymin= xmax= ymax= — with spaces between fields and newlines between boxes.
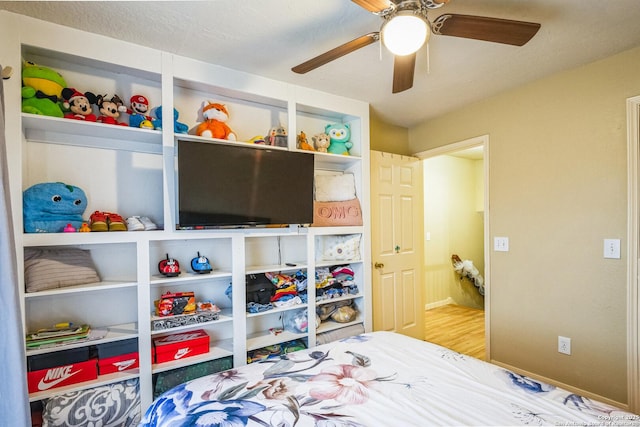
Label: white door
xmin=370 ymin=151 xmax=424 ymax=340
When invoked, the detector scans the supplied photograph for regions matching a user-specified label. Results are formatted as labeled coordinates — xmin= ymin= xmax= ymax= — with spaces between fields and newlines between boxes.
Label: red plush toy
xmin=96 ymin=94 xmax=128 ymax=126
xmin=61 ymin=88 xmax=97 ymax=122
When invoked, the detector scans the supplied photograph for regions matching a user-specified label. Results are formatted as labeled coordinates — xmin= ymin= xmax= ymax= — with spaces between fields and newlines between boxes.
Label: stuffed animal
xmin=61 ymin=88 xmax=98 ymax=122
xmin=23 ymin=182 xmax=88 ymax=233
xmin=122 ymin=95 xmax=160 ymax=129
xmin=249 ymin=135 xmax=266 ymax=145
xmin=96 ymin=94 xmax=128 ymax=126
xmin=297 ymin=130 xmax=315 ymax=151
xmin=267 ymin=125 xmax=287 ymax=147
xmin=153 ymin=106 xmax=188 ymax=134
xmin=21 ymin=61 xmax=66 ymax=117
xmin=325 ymin=123 xmax=353 ymax=155
xmin=312 ymin=133 xmax=331 ymax=153
xmin=196 ymin=101 xmax=236 ymax=140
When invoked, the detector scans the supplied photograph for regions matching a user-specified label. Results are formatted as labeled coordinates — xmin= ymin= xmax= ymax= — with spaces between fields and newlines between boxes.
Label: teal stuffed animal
xmin=153 ymin=106 xmax=188 ymax=134
xmin=23 ymin=182 xmax=87 ymax=233
xmin=325 ymin=123 xmax=353 ymax=155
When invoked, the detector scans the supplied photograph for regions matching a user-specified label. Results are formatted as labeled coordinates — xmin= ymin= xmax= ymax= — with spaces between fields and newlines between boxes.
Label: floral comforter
xmin=140 ymin=331 xmax=639 ymax=426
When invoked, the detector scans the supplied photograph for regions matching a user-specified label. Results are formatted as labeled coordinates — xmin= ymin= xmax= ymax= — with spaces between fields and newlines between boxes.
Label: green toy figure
xmin=21 ymin=61 xmax=66 ymax=117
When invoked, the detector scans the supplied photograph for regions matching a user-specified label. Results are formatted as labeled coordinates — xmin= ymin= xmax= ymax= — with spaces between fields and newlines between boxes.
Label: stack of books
xmin=26 ymin=324 xmax=91 ymax=349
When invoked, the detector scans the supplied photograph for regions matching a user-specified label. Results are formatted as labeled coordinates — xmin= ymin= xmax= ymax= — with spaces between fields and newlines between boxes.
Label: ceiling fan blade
xmin=392 ymin=53 xmax=416 ymax=94
xmin=432 ymin=14 xmax=541 ymax=46
xmin=292 ymin=32 xmax=379 ymax=74
xmin=351 ymin=0 xmax=393 ymax=13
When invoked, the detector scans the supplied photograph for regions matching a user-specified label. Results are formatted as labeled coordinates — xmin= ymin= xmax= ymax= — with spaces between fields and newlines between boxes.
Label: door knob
xmin=374 ymin=262 xmax=384 ymax=269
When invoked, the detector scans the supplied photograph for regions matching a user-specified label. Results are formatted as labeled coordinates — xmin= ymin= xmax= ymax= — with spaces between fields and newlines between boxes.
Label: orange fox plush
xmin=196 ymin=101 xmax=236 ymax=140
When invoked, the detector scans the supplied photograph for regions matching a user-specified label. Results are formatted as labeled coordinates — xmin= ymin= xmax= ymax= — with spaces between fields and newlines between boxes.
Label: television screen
xmin=177 ymin=140 xmax=314 ymax=228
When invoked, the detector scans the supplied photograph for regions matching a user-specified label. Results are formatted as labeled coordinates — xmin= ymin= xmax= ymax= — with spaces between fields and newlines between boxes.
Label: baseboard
xmin=425 ymin=297 xmax=455 ymax=311
xmin=490 ymin=359 xmax=631 ymax=413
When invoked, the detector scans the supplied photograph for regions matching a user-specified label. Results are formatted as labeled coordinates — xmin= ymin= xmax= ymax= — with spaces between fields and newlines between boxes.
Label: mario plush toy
xmin=61 ymin=88 xmax=97 ymax=122
xmin=122 ymin=95 xmax=160 ymax=129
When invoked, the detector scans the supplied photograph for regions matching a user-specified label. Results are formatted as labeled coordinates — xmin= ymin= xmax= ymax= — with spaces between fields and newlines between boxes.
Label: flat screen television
xmin=177 ymin=139 xmax=314 ymax=228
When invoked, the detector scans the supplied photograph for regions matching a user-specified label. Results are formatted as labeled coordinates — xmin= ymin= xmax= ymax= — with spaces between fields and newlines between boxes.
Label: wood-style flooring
xmin=424 ymin=304 xmax=486 ymax=360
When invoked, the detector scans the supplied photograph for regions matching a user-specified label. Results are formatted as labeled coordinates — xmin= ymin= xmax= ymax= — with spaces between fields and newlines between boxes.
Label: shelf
xmin=151 ymin=338 xmax=233 ymax=374
xmin=246 ymin=262 xmax=307 ymax=275
xmin=150 ymin=310 xmax=233 ymax=336
xmin=316 ymin=294 xmax=362 ymax=306
xmin=310 ymin=226 xmax=364 ymax=236
xmin=314 ymin=151 xmax=363 ymax=170
xmin=22 ymin=230 xmax=165 ymax=247
xmin=150 ymin=271 xmax=232 ymax=285
xmin=24 ymin=280 xmax=137 ymax=298
xmin=28 ymin=370 xmax=140 ymax=402
xmin=246 ymin=330 xmax=307 ymax=351
xmin=246 ymin=303 xmax=307 ymax=318
xmin=316 ymin=318 xmax=364 ymax=335
xmin=22 ymin=114 xmax=163 ymax=154
xmin=315 ymin=259 xmax=362 ymax=268
xmin=175 ymin=133 xmax=288 ymax=150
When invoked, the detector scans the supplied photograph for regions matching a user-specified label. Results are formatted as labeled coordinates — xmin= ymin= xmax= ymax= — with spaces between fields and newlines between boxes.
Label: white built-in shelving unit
xmin=0 ymin=11 xmax=371 ymax=412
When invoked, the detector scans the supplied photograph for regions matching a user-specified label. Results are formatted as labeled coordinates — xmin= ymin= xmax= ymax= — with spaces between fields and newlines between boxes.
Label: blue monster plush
xmin=153 ymin=106 xmax=188 ymax=134
xmin=23 ymin=182 xmax=87 ymax=233
xmin=325 ymin=123 xmax=353 ymax=155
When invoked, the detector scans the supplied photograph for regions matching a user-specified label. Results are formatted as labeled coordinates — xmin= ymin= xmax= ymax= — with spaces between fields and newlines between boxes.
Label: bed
xmin=140 ymin=331 xmax=640 ymax=426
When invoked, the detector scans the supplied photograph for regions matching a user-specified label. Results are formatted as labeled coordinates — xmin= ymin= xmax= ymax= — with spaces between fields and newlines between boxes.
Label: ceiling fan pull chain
xmin=426 ymin=42 xmax=431 ymax=74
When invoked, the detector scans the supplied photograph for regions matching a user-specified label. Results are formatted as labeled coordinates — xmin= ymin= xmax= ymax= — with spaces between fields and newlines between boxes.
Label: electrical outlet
xmin=494 ymin=237 xmax=509 ymax=252
xmin=558 ymin=336 xmax=571 ymax=355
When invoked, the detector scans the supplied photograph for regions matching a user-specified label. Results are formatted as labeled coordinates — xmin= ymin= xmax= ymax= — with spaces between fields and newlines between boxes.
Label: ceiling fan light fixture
xmin=381 ymin=11 xmax=430 ymax=56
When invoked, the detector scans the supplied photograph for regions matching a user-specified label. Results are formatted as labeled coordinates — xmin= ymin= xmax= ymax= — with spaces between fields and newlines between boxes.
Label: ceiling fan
xmin=291 ymin=0 xmax=541 ymax=93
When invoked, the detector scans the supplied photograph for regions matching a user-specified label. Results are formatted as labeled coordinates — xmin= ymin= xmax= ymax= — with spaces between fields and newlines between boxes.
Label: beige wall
xmin=370 ymin=107 xmax=410 ymax=155
xmin=408 ymin=45 xmax=640 ymax=405
xmin=424 ymin=155 xmax=485 ymax=309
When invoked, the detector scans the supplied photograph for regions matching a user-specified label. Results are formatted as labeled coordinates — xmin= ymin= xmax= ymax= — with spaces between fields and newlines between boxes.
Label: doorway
xmin=415 ymin=135 xmax=490 ymax=358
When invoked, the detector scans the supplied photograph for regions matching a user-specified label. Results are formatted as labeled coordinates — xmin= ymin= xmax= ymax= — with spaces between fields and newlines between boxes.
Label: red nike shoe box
xmin=27 ymin=359 xmax=97 ymax=393
xmin=152 ymin=329 xmax=210 ymax=364
xmin=98 ymin=352 xmax=140 ymax=375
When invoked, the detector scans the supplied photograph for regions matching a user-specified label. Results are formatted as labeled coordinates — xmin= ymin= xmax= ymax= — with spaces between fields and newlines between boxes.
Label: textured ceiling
xmin=2 ymin=0 xmax=640 ymax=128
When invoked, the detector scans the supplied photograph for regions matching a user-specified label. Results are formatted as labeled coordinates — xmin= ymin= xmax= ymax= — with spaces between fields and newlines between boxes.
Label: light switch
xmin=604 ymin=239 xmax=621 ymax=259
xmin=494 ymin=237 xmax=509 ymax=252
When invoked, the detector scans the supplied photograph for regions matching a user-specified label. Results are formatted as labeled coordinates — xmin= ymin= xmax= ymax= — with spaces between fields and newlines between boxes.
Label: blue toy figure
xmin=325 ymin=123 xmax=353 ymax=155
xmin=154 ymin=106 xmax=188 ymax=134
xmin=23 ymin=182 xmax=87 ymax=233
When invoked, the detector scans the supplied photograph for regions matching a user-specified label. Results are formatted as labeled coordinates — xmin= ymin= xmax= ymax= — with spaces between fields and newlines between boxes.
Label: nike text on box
xmin=98 ymin=352 xmax=140 ymax=375
xmin=27 ymin=359 xmax=98 ymax=393
xmin=152 ymin=329 xmax=210 ymax=364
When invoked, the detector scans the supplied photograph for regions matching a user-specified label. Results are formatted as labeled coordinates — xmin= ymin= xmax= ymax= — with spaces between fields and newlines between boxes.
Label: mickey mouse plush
xmin=96 ymin=94 xmax=128 ymax=126
xmin=61 ymin=87 xmax=97 ymax=122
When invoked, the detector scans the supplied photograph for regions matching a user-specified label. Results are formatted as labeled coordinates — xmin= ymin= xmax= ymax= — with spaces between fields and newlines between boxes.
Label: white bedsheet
xmin=141 ymin=331 xmax=640 ymax=426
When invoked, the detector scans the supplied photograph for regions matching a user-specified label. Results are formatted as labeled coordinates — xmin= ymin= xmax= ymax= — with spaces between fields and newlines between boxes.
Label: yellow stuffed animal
xmin=297 ymin=131 xmax=315 ymax=151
